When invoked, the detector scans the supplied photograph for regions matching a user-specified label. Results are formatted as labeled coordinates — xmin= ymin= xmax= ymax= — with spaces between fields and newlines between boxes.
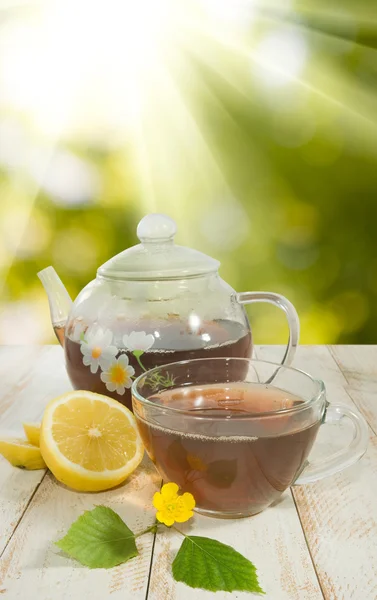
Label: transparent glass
xmin=62 ymin=274 xmax=299 ymax=411
xmin=132 ymin=358 xmax=369 ymax=518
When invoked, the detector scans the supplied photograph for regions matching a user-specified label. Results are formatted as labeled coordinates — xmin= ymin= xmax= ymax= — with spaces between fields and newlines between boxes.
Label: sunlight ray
xmin=0 ymin=139 xmax=61 ymax=295
xmin=180 ymin=18 xmax=377 ymax=135
xmin=132 ymin=62 xmax=237 ymax=236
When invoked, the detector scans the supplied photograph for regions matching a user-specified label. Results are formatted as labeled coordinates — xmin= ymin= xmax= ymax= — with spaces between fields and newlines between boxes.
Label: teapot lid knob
xmin=98 ymin=212 xmax=220 ymax=280
xmin=137 ymin=213 xmax=177 ymax=243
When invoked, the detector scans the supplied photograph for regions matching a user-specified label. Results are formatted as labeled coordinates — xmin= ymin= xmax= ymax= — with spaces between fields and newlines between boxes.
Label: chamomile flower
xmin=80 ymin=325 xmax=118 ymax=374
xmin=123 ymin=331 xmax=155 ymax=352
xmin=100 ymin=354 xmax=135 ymax=395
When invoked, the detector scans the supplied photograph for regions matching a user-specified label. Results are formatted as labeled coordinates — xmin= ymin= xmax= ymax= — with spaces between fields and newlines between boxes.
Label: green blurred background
xmin=0 ymin=0 xmax=376 ymax=345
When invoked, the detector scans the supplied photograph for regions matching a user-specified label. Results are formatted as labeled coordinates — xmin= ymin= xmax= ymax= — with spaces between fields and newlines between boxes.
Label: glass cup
xmin=132 ymin=358 xmax=368 ymax=518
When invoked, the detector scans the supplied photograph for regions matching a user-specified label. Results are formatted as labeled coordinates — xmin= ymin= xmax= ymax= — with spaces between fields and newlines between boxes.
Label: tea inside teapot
xmin=64 ymin=316 xmax=252 ymax=410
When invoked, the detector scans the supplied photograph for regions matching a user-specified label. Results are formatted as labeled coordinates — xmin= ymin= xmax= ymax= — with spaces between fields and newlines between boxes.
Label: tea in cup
xmin=132 ymin=358 xmax=368 ymax=518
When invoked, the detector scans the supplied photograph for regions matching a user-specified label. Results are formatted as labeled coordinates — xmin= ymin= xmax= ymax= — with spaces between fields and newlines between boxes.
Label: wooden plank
xmin=329 ymin=345 xmax=377 ymax=391
xmin=345 ymin=388 xmax=377 ymax=437
xmin=0 ymin=346 xmax=67 ymax=425
xmin=147 ymin=493 xmax=323 ymax=600
xmin=329 ymin=345 xmax=377 ymax=440
xmin=281 ymin=346 xmax=377 ymax=600
xmin=255 ymin=345 xmax=348 ymax=391
xmin=0 ymin=460 xmax=161 ymax=600
xmin=0 ymin=346 xmax=69 ymax=555
xmin=293 ymin=424 xmax=377 ymax=600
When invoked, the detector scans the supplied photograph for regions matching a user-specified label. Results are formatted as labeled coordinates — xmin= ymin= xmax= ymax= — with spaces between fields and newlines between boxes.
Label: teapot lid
xmin=97 ymin=214 xmax=220 ymax=281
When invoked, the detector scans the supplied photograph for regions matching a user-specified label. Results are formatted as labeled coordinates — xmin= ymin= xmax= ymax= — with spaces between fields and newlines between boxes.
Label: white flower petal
xmin=100 ymin=371 xmax=111 ymax=383
xmin=72 ymin=322 xmax=86 ymax=342
xmin=123 ymin=331 xmax=138 ymax=351
xmin=84 ymin=332 xmax=92 ymax=345
xmin=124 ymin=379 xmax=132 ymax=389
xmin=123 ymin=330 xmax=154 ymax=351
xmin=99 ymin=347 xmax=118 ymax=370
xmin=102 ymin=329 xmax=114 ymax=347
xmin=86 ymin=324 xmax=104 ymax=345
xmin=82 ymin=355 xmax=92 ymax=367
xmin=128 ymin=331 xmax=139 ymax=347
xmin=92 ymin=328 xmax=104 ymax=345
xmin=142 ymin=333 xmax=155 ymax=351
xmin=98 ymin=357 xmax=110 ymax=370
xmin=122 ymin=334 xmax=131 ymax=349
xmin=98 ymin=357 xmax=107 ymax=370
xmin=126 ymin=365 xmax=135 ymax=378
xmin=118 ymin=354 xmax=130 ymax=367
xmin=105 ymin=381 xmax=117 ymax=393
xmin=102 ymin=346 xmax=118 ymax=360
xmin=80 ymin=343 xmax=91 ymax=356
xmin=116 ymin=385 xmax=126 ymax=395
xmin=90 ymin=359 xmax=99 ymax=374
xmin=85 ymin=325 xmax=98 ymax=345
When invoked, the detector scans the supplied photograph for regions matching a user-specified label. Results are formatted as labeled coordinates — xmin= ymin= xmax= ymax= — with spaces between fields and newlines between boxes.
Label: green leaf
xmin=56 ymin=506 xmax=138 ymax=569
xmin=172 ymin=535 xmax=265 ymax=594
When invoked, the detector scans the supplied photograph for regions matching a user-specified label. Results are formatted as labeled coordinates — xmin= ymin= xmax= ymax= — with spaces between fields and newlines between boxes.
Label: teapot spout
xmin=38 ymin=266 xmax=72 ymax=347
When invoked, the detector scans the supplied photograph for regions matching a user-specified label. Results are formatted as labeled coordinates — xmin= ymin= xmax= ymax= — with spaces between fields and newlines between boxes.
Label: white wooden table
xmin=0 ymin=345 xmax=376 ymax=600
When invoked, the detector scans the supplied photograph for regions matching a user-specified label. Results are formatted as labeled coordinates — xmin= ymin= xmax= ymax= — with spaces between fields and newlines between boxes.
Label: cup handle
xmin=236 ymin=291 xmax=300 ymax=366
xmin=294 ymin=403 xmax=369 ymax=485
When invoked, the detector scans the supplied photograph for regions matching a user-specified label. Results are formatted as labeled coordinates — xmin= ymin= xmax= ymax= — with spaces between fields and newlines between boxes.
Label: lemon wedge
xmin=40 ymin=390 xmax=144 ymax=492
xmin=23 ymin=422 xmax=41 ymax=446
xmin=0 ymin=439 xmax=46 ymax=470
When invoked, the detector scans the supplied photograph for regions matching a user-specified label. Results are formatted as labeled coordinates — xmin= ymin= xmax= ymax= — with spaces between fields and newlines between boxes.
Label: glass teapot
xmin=38 ymin=213 xmax=299 ymax=411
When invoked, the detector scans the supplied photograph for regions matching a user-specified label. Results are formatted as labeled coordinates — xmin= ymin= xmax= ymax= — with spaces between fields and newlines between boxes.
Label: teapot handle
xmin=236 ymin=292 xmax=300 ymax=366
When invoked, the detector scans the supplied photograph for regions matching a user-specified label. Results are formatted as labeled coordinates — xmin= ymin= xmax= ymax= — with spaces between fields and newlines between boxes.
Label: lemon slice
xmin=40 ymin=391 xmax=144 ymax=492
xmin=0 ymin=439 xmax=46 ymax=470
xmin=23 ymin=422 xmax=41 ymax=446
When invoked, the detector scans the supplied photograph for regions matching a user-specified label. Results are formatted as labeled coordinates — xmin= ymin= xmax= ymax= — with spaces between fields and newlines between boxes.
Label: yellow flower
xmin=153 ymin=482 xmax=195 ymax=527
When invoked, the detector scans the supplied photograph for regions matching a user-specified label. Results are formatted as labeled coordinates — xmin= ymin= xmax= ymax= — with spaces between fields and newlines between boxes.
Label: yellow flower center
xmin=110 ymin=364 xmax=127 ymax=384
xmin=91 ymin=346 xmax=102 ymax=359
xmin=166 ymin=503 xmax=177 ymax=514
